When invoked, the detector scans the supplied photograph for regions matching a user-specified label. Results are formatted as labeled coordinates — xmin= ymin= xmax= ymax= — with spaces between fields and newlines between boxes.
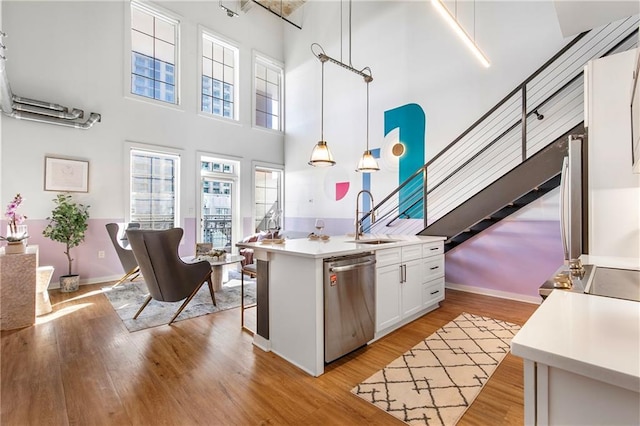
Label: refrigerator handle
xmin=559 ymin=155 xmax=570 ymax=262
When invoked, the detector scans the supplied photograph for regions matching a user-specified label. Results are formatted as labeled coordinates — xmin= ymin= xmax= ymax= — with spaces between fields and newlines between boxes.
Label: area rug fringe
xmin=351 ymin=312 xmax=521 ymax=426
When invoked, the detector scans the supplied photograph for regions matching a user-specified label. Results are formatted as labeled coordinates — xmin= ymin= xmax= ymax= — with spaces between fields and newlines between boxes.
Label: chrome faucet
xmin=355 ymin=190 xmax=375 ymax=240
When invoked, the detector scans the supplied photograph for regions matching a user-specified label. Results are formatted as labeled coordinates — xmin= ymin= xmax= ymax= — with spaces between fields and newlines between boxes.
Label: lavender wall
xmin=3 ymin=218 xmax=199 ymax=286
xmin=445 ymin=220 xmax=564 ymax=301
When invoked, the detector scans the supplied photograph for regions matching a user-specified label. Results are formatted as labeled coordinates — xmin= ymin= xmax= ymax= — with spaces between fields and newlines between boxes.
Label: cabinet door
xmin=376 ymin=264 xmax=402 ymax=332
xmin=401 ymin=259 xmax=423 ymax=317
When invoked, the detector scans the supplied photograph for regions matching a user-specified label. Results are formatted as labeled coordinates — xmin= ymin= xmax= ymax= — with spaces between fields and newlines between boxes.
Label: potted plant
xmin=43 ymin=193 xmax=90 ymax=292
xmin=1 ymin=193 xmax=29 ymax=254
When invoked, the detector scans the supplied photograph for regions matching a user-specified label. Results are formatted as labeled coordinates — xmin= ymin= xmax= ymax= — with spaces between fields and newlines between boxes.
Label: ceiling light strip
xmin=431 ymin=0 xmax=490 ymax=68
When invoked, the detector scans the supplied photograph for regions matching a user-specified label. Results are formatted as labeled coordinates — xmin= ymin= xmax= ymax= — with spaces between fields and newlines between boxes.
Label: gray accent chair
xmin=106 ymin=223 xmax=140 ymax=287
xmin=125 ymin=228 xmax=216 ymax=325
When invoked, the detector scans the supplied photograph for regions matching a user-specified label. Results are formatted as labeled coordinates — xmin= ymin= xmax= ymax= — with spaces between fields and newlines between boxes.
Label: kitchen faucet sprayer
xmin=355 ymin=190 xmax=375 ymax=240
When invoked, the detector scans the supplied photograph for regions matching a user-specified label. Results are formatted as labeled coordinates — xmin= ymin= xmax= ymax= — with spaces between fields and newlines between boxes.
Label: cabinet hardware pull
xmin=430 ymin=247 xmax=438 ymax=251
xmin=430 ymin=266 xmax=439 ymax=270
xmin=430 ymin=290 xmax=440 ymax=295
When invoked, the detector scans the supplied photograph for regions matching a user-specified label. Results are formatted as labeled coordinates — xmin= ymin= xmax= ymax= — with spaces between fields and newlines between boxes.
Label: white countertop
xmin=580 ymin=254 xmax=640 ymax=271
xmin=236 ymin=234 xmax=445 ymax=259
xmin=511 ymin=290 xmax=640 ymax=392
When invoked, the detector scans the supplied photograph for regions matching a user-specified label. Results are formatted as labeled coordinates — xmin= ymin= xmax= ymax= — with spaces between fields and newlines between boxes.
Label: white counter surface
xmin=236 ymin=234 xmax=445 ymax=259
xmin=511 ymin=290 xmax=640 ymax=392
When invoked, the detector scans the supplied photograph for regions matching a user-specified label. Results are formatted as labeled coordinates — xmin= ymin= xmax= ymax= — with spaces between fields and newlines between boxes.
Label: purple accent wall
xmin=445 ymin=220 xmax=564 ymax=299
xmin=2 ymin=218 xmax=199 ymax=285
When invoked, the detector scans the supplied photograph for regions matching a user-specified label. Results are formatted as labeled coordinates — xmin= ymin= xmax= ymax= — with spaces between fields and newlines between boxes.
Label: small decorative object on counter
xmin=1 ymin=193 xmax=28 ymax=254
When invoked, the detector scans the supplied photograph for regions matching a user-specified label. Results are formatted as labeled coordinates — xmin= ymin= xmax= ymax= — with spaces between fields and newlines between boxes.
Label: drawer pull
xmin=430 ymin=266 xmax=439 ymax=270
xmin=430 ymin=290 xmax=440 ymax=295
xmin=430 ymin=247 xmax=439 ymax=251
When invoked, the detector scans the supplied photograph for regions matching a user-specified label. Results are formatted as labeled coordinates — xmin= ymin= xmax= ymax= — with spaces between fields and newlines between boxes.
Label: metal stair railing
xmin=362 ymin=16 xmax=639 ymax=235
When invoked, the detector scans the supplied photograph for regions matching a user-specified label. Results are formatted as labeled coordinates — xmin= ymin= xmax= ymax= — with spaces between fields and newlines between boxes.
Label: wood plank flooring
xmin=1 ymin=283 xmax=539 ymax=425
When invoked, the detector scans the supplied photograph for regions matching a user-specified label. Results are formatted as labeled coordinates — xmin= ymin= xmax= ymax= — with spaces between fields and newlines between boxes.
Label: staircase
xmin=362 ymin=16 xmax=638 ymax=251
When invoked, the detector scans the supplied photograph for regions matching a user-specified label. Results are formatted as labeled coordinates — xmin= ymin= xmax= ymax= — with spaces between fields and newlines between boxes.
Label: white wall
xmin=1 ymin=1 xmax=285 ymax=282
xmin=282 ymin=0 xmax=569 ymax=234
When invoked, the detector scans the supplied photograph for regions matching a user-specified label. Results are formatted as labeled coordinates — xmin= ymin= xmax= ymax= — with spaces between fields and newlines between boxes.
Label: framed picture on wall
xmin=44 ymin=157 xmax=89 ymax=192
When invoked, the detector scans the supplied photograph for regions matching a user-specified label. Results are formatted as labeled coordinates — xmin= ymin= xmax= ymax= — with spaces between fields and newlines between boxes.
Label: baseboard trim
xmin=445 ymin=282 xmax=542 ymax=305
xmin=49 ymin=275 xmax=122 ymax=289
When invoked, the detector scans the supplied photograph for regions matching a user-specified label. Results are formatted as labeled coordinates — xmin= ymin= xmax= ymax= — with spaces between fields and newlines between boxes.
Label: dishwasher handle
xmin=329 ymin=259 xmax=376 ymax=273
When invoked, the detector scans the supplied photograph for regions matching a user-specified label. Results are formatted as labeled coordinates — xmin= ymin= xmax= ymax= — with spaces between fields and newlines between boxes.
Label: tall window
xmin=200 ymin=157 xmax=238 ymax=250
xmin=130 ymin=2 xmax=178 ymax=104
xmin=201 ymin=32 xmax=238 ymax=119
xmin=130 ymin=149 xmax=180 ymax=230
xmin=254 ymin=54 xmax=283 ymax=131
xmin=254 ymin=166 xmax=283 ymax=232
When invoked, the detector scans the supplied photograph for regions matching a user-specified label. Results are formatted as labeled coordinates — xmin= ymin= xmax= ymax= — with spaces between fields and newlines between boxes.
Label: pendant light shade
xmin=357 ymin=80 xmax=379 ymax=172
xmin=309 ymin=141 xmax=336 ymax=166
xmin=309 ymin=59 xmax=336 ymax=167
xmin=357 ymin=150 xmax=379 ymax=172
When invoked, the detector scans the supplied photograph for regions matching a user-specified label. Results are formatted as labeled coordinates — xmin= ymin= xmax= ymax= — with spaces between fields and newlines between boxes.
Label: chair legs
xmin=241 ymin=266 xmax=257 ymax=334
xmin=112 ymin=266 xmax=140 ymax=288
xmin=133 ymin=295 xmax=152 ymax=319
xmin=168 ymin=275 xmax=214 ymax=325
xmin=206 ymin=272 xmax=217 ymax=306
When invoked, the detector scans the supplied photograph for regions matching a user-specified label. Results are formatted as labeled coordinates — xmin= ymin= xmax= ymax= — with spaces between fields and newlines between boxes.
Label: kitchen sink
xmin=346 ymin=239 xmax=399 ymax=245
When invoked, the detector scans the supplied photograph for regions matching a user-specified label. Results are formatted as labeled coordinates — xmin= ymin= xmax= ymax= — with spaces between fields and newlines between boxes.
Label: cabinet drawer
xmin=423 ymin=277 xmax=445 ymax=307
xmin=423 ymin=256 xmax=444 ymax=281
xmin=376 ymin=247 xmax=402 ymax=268
xmin=401 ymin=244 xmax=422 ymax=262
xmin=422 ymin=242 xmax=443 ymax=259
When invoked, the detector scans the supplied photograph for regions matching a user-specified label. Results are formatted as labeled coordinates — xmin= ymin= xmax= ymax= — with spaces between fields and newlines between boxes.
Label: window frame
xmin=252 ymin=161 xmax=285 ymax=233
xmin=197 ymin=152 xmax=241 ymax=251
xmin=198 ymin=27 xmax=240 ymax=121
xmin=124 ymin=142 xmax=182 ymax=230
xmin=125 ymin=1 xmax=182 ymax=108
xmin=252 ymin=51 xmax=284 ymax=132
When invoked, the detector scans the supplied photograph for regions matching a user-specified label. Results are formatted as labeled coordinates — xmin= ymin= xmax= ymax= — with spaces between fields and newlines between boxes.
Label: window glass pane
xmin=155 ymin=39 xmax=175 ymax=65
xmin=256 ymin=111 xmax=266 ymax=127
xmin=130 ymin=4 xmax=178 ymax=104
xmin=213 ymin=62 xmax=223 ymax=81
xmin=269 ymin=99 xmax=279 ymax=115
xmin=267 ymin=68 xmax=279 ymax=84
xmin=213 ymin=43 xmax=224 ymax=62
xmin=155 ymin=18 xmax=174 ymax=44
xmin=131 ymin=7 xmax=153 ymax=35
xmin=132 ymin=30 xmax=154 ymax=57
xmin=256 ymin=63 xmax=266 ymax=80
xmin=223 ymin=47 xmax=234 ymax=66
xmin=223 ymin=65 xmax=234 ymax=84
xmin=202 ymin=95 xmax=212 ymax=113
xmin=266 ymin=82 xmax=279 ymax=100
xmin=202 ymin=76 xmax=212 ymax=95
xmin=256 ymin=93 xmax=266 ymax=112
xmin=130 ymin=150 xmax=178 ymax=230
xmin=202 ymin=38 xmax=213 ymax=59
xmin=203 ymin=59 xmax=212 ymax=78
xmin=256 ymin=78 xmax=266 ymax=94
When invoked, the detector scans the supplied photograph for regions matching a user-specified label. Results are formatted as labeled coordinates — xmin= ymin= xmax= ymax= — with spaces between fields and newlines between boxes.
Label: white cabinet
xmin=376 ymin=241 xmax=444 ymax=334
xmin=422 ymin=242 xmax=445 ymax=307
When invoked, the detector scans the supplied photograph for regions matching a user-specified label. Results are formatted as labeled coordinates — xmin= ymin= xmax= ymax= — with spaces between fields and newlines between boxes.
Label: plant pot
xmin=4 ymin=241 xmax=26 ymax=255
xmin=60 ymin=275 xmax=80 ymax=293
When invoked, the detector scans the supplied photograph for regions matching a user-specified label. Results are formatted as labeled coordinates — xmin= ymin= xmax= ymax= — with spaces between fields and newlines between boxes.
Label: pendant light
xmin=309 ymin=59 xmax=336 ymax=167
xmin=357 ymin=80 xmax=379 ymax=172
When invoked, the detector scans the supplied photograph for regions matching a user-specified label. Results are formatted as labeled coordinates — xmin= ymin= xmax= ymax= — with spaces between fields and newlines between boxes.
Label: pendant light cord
xmin=366 ymin=81 xmax=369 ymax=150
xmin=321 ymin=60 xmax=325 ymax=141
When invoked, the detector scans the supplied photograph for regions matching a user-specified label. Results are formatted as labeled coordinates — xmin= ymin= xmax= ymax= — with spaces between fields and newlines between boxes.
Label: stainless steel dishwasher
xmin=324 ymin=252 xmax=376 ymax=363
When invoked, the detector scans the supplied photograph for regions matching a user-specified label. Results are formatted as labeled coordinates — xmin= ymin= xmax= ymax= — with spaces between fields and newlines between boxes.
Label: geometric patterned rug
xmin=351 ymin=312 xmax=521 ymax=426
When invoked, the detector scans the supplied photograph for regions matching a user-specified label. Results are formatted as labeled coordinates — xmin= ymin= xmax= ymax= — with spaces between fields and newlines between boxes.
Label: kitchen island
xmin=237 ymin=234 xmax=446 ymax=376
xmin=511 ymin=256 xmax=640 ymax=425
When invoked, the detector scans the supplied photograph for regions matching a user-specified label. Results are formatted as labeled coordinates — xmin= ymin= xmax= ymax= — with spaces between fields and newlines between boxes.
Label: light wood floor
xmin=1 ymin=283 xmax=538 ymax=425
